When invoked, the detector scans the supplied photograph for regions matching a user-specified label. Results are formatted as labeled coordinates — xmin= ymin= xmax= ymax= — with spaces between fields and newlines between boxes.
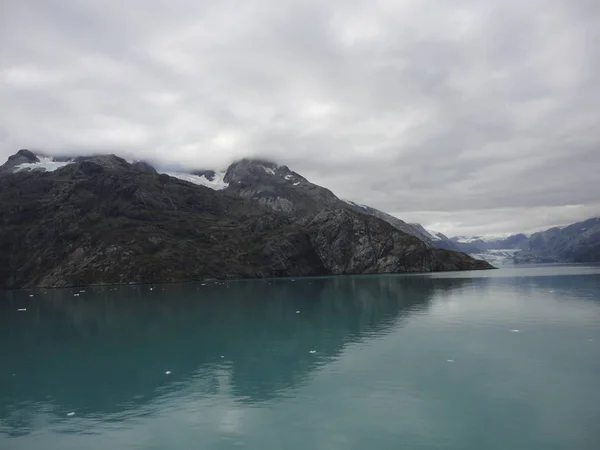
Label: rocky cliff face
xmin=0 ymin=152 xmax=493 ymax=288
xmin=302 ymin=209 xmax=435 ymax=274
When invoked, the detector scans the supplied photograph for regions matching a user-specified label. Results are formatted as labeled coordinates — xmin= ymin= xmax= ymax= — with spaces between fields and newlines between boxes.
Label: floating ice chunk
xmin=17 ymin=308 xmax=27 ymax=312
xmin=309 ymin=350 xmax=316 ymax=354
xmin=201 ymin=283 xmax=206 ymax=286
xmin=447 ymin=359 xmax=454 ymax=363
xmin=296 ymin=311 xmax=300 ymax=314
xmin=165 ymin=371 xmax=171 ymax=375
xmin=511 ymin=329 xmax=520 ymax=333
xmin=73 ymin=293 xmax=80 ymax=297
xmin=67 ymin=412 xmax=75 ymax=417
xmin=29 ymin=294 xmax=34 ymax=297
xmin=220 ymin=355 xmax=224 ymax=359
xmin=80 ymin=290 xmax=86 ymax=293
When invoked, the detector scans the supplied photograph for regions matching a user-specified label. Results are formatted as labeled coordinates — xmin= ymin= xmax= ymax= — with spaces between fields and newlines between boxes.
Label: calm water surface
xmin=1 ymin=265 xmax=600 ymax=449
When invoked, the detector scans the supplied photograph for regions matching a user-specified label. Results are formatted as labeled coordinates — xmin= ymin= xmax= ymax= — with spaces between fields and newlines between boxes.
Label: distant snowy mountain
xmin=469 ymin=249 xmax=521 ymax=267
xmin=449 ymin=220 xmax=600 ymax=265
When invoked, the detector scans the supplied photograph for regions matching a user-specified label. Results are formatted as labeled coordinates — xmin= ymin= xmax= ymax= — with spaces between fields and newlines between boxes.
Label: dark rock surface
xmin=131 ymin=161 xmax=158 ymax=174
xmin=432 ymin=249 xmax=494 ymax=271
xmin=302 ymin=209 xmax=435 ymax=274
xmin=344 ymin=203 xmax=436 ymax=245
xmin=224 ymin=158 xmax=340 ymax=215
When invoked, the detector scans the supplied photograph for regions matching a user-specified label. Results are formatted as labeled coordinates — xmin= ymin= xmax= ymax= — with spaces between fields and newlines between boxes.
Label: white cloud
xmin=1 ymin=0 xmax=599 ymax=235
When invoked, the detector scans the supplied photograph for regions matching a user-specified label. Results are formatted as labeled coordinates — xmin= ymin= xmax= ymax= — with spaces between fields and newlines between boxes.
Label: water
xmin=1 ymin=265 xmax=600 ymax=449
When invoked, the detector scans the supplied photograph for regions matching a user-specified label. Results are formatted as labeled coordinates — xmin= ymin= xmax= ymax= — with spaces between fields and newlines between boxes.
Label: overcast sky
xmin=1 ymin=0 xmax=599 ymax=236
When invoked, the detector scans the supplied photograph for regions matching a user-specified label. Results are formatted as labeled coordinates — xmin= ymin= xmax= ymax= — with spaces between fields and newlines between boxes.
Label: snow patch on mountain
xmin=261 ymin=165 xmax=276 ymax=175
xmin=14 ymin=156 xmax=73 ymax=173
xmin=344 ymin=200 xmax=370 ymax=209
xmin=166 ymin=171 xmax=229 ymax=190
xmin=454 ymin=234 xmax=512 ymax=244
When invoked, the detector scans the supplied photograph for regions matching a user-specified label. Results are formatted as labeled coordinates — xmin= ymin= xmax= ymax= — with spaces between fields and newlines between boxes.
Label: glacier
xmin=14 ymin=156 xmax=73 ymax=172
xmin=164 ymin=171 xmax=229 ymax=190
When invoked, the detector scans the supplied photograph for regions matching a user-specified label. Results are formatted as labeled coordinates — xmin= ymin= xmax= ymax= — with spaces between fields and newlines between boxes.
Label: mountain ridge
xmin=0 ymin=150 xmax=492 ymax=288
xmin=4 ymin=150 xmax=596 ymax=267
xmin=448 ymin=219 xmax=600 ymax=264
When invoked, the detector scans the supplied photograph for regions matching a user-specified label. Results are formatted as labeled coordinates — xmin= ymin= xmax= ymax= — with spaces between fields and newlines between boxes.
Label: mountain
xmin=343 ymin=202 xmax=437 ymax=245
xmin=514 ymin=218 xmax=600 ymax=263
xmin=406 ymin=223 xmax=466 ymax=251
xmin=178 ymin=157 xmax=448 ymax=245
xmin=0 ymin=151 xmax=492 ymax=288
xmin=450 ymin=219 xmax=600 ymax=265
xmin=451 ymin=234 xmax=529 ymax=252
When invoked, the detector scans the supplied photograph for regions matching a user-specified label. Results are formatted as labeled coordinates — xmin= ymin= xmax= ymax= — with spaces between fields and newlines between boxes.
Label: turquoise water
xmin=1 ymin=265 xmax=600 ymax=449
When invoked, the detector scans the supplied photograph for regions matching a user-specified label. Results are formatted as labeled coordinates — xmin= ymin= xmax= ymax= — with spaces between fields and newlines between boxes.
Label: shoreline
xmin=0 ymin=265 xmax=498 ymax=292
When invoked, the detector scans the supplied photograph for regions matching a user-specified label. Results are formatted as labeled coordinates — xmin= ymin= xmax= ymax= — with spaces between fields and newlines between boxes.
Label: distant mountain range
xmin=443 ymin=220 xmax=600 ymax=265
xmin=0 ymin=150 xmax=491 ymax=288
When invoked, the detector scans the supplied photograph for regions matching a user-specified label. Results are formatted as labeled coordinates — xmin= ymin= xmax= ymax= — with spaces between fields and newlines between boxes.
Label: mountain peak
xmin=0 ymin=149 xmax=41 ymax=173
xmin=224 ymin=158 xmax=305 ymax=185
xmin=0 ymin=150 xmax=162 ymax=176
xmin=15 ymin=149 xmax=39 ymax=160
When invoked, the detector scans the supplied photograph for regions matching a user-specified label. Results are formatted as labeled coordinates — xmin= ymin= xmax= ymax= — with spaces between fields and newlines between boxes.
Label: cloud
xmin=1 ymin=0 xmax=599 ymax=235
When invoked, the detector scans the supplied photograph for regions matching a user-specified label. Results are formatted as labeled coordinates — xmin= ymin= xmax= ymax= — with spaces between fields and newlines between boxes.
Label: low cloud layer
xmin=2 ymin=0 xmax=599 ymax=236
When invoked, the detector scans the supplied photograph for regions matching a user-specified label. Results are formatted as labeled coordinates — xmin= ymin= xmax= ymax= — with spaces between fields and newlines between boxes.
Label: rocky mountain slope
xmin=0 ymin=151 xmax=492 ymax=288
xmin=343 ymin=202 xmax=436 ymax=245
xmin=514 ymin=218 xmax=600 ymax=263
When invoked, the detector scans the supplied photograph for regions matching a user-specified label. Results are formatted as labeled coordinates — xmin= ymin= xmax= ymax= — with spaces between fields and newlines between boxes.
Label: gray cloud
xmin=1 ymin=0 xmax=599 ymax=236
